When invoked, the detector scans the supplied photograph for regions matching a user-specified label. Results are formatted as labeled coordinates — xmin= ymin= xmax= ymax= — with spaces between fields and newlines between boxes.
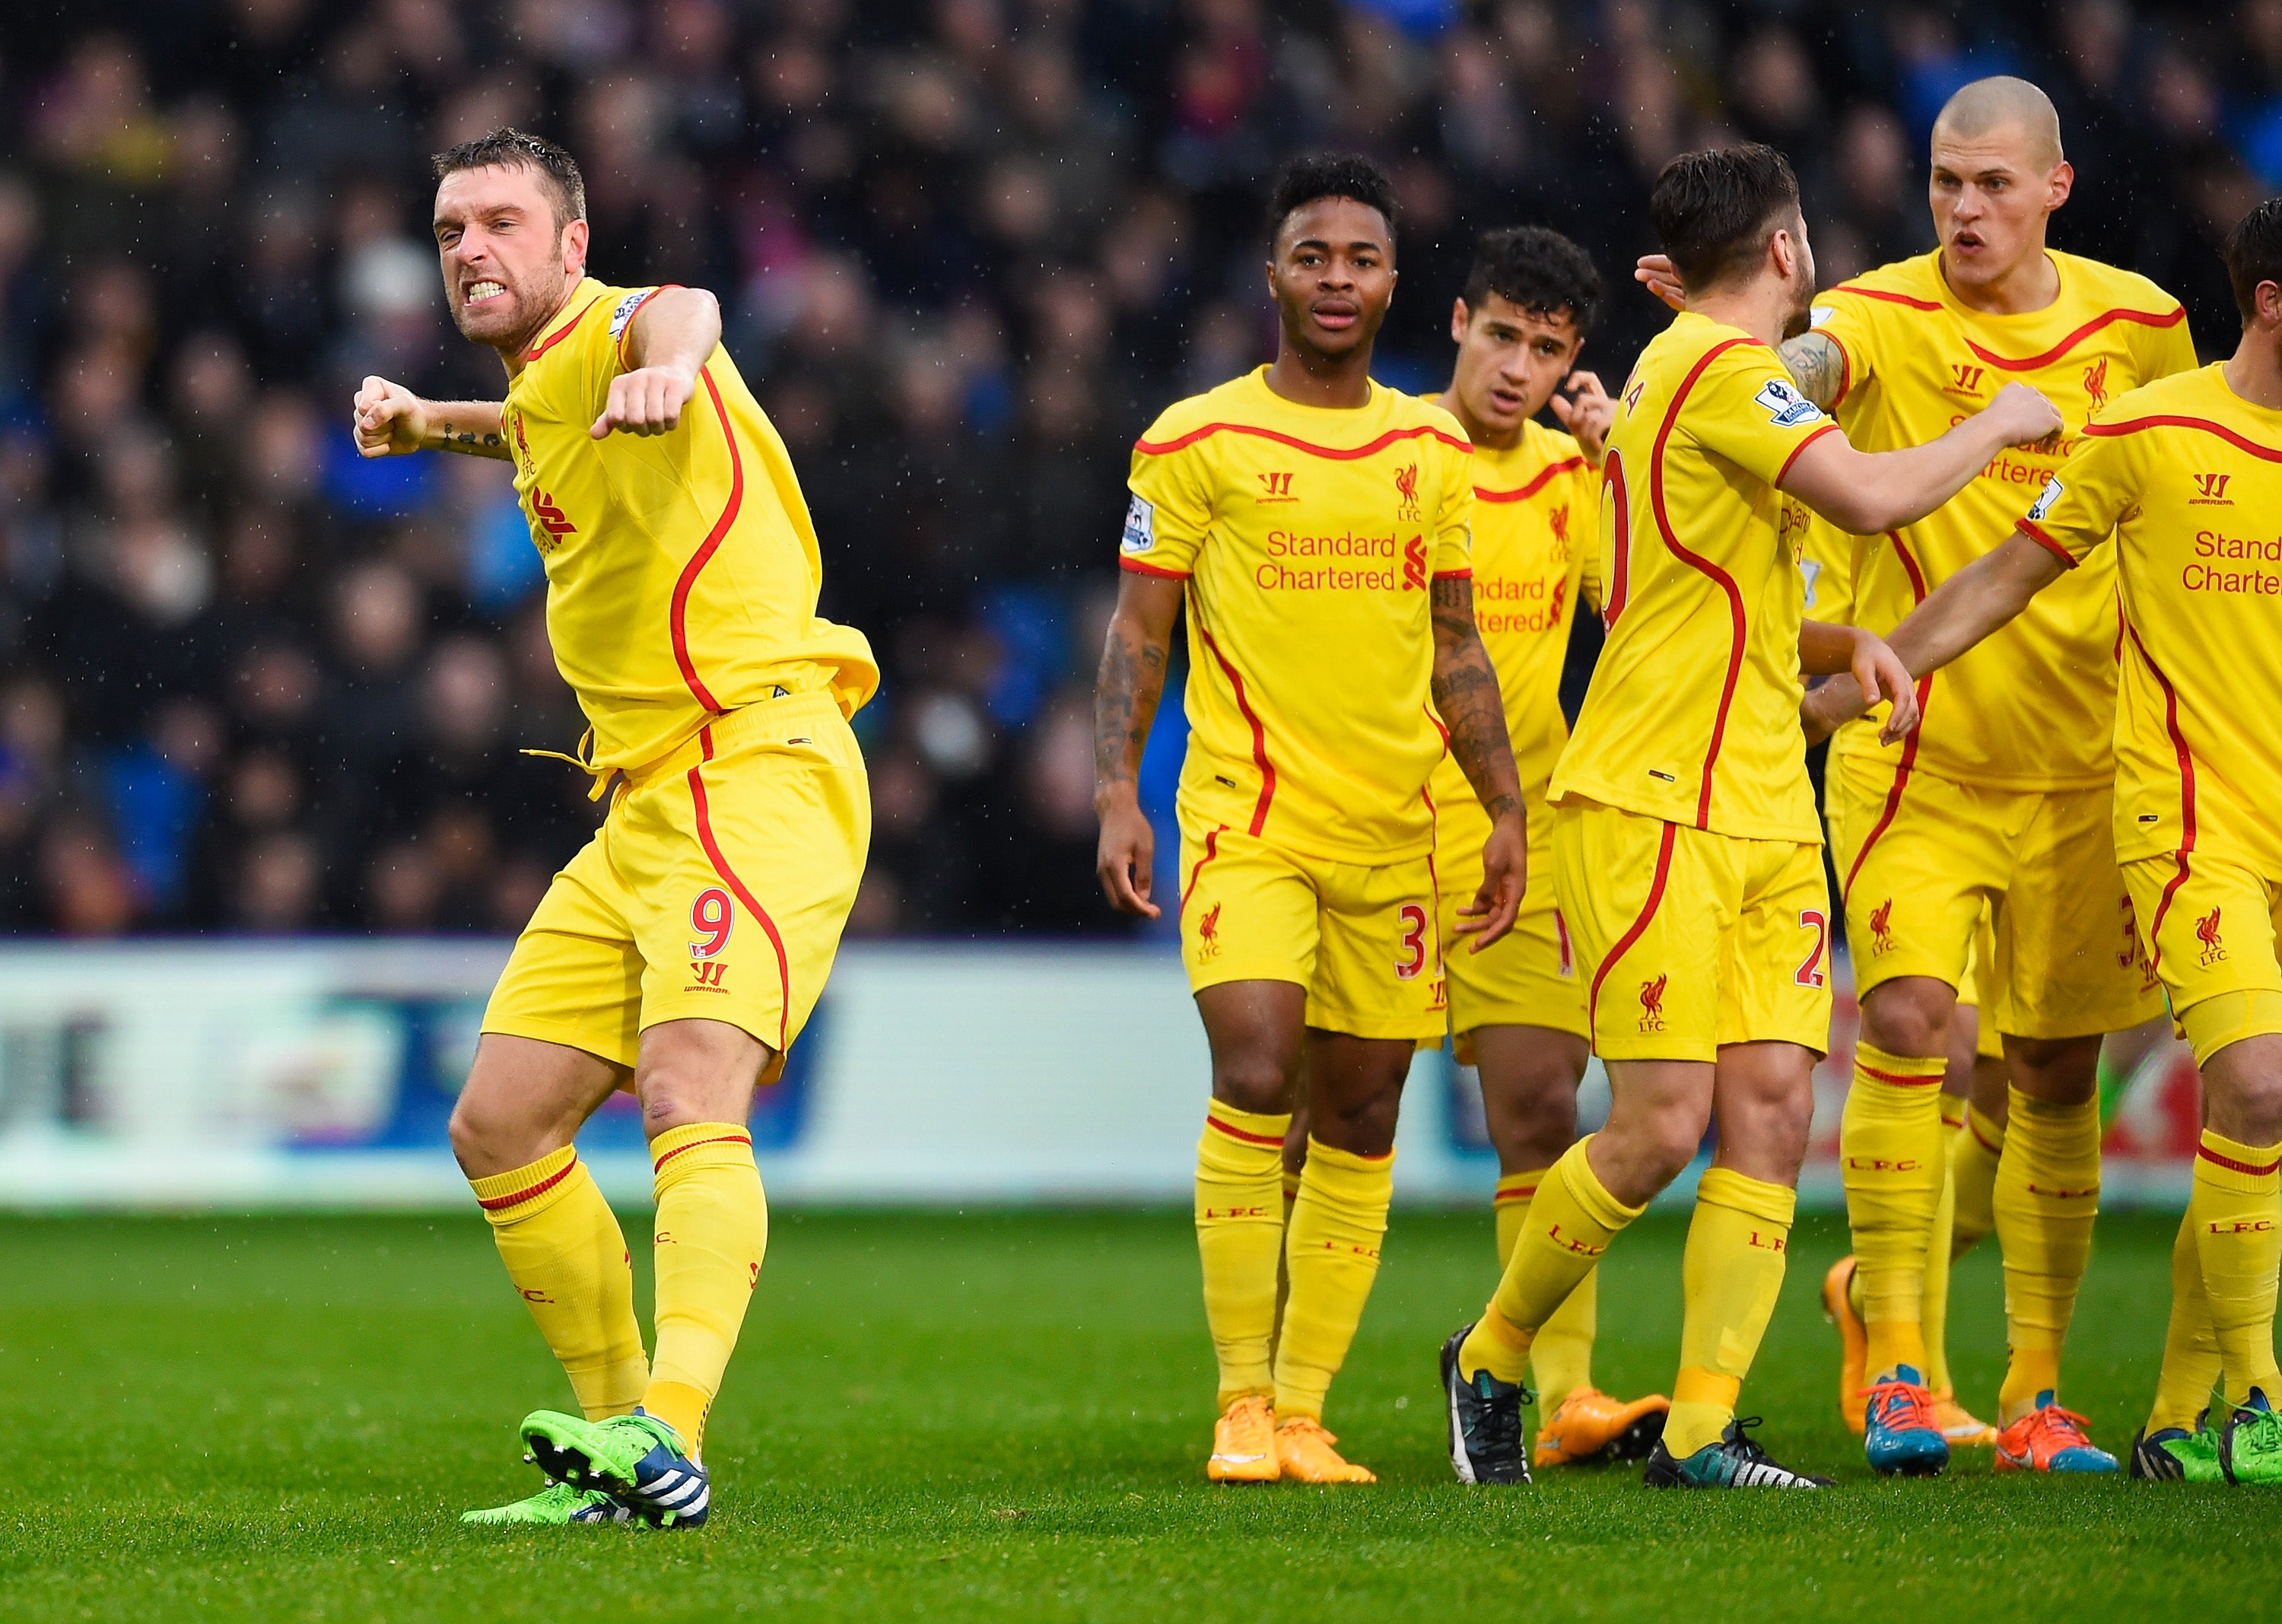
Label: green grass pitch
xmin=1 ymin=1206 xmax=2270 ymax=1621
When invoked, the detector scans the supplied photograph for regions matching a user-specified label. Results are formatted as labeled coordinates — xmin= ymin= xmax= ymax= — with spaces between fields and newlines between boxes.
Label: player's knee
xmin=2004 ymin=1034 xmax=2099 ymax=1101
xmin=1600 ymin=1101 xmax=1705 ymax=1191
xmin=1210 ymin=1053 xmax=1295 ymax=1117
xmin=447 ymin=1093 xmax=531 ymax=1177
xmin=1858 ymin=979 xmax=1951 ymax=1058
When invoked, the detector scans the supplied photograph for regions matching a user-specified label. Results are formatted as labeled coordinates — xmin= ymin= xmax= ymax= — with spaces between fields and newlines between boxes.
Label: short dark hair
xmin=2226 ymin=196 xmax=2282 ymax=323
xmin=1649 ymin=144 xmax=1801 ymax=291
xmin=431 ymin=128 xmax=587 ymax=233
xmin=1461 ymin=227 xmax=1602 ymax=336
xmin=1265 ymin=153 xmax=1399 ymax=246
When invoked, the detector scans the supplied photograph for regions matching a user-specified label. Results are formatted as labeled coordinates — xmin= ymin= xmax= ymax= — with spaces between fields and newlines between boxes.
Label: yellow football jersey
xmin=504 ymin=278 xmax=878 ymax=773
xmin=1550 ymin=311 xmax=1835 ymax=843
xmin=1808 ymin=251 xmax=2196 ymax=790
xmin=2016 ymin=364 xmax=2282 ymax=876
xmin=1124 ymin=367 xmax=1474 ymax=863
xmin=1428 ymin=419 xmax=1601 ymax=828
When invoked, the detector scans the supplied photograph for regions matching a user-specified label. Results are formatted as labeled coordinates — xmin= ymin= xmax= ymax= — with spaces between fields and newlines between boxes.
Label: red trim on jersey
xmin=2085 ymin=414 xmax=2282 ymax=462
xmin=1118 ymin=557 xmax=1190 ymax=579
xmin=1133 ymin=421 xmax=1473 ymax=459
xmin=1829 ymin=336 xmax=1855 ymax=412
xmin=1831 ymin=285 xmax=1942 ymax=313
xmin=1588 ymin=820 xmax=1678 ymax=1039
xmin=2016 ymin=517 xmax=2078 ymax=567
xmin=1839 ymin=532 xmax=1934 ymax=900
xmin=2127 ymin=620 xmax=2199 ymax=977
xmin=1775 ymin=421 xmax=1841 ymax=485
xmin=1181 ymin=825 xmax=1228 ymax=912
xmin=1858 ymin=1063 xmax=1944 ymax=1088
xmin=1432 ymin=568 xmax=1473 ymax=580
xmin=1421 ymin=701 xmax=1451 ymax=755
xmin=1476 ymin=455 xmax=1587 ymax=504
xmin=1964 ymin=306 xmax=2186 ymax=372
xmin=653 ymin=1131 xmax=754 ymax=1171
xmin=1190 ymin=596 xmax=1276 ymax=837
xmin=1648 ymin=337 xmax=1754 ymax=829
xmin=669 ymin=367 xmax=742 ymax=713
xmin=2198 ymin=1143 xmax=2282 ymax=1177
xmin=1206 ymin=1113 xmax=1286 ymax=1148
xmin=475 ymin=1157 xmax=577 ymax=1210
xmin=1602 ymin=452 xmax=1630 ymax=625
xmin=687 ymin=761 xmax=792 ymax=1050
xmin=524 ymin=294 xmax=605 ymax=362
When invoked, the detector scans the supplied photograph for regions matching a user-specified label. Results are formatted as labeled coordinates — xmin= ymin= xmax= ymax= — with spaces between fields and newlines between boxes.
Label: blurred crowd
xmin=0 ymin=0 xmax=2265 ymax=939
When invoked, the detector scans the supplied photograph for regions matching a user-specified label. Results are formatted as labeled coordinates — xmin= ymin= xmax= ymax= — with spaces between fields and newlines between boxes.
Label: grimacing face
xmin=1448 ymin=292 xmax=1582 ymax=441
xmin=1266 ymin=195 xmax=1397 ymax=361
xmin=432 ymin=164 xmax=588 ymax=352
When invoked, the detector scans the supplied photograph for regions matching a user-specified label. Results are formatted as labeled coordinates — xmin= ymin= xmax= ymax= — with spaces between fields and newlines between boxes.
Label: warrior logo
xmin=2083 ymin=356 xmax=2110 ymax=411
xmin=2197 ymin=906 xmax=2226 ymax=967
xmin=1868 ymin=898 xmax=1896 ymax=955
xmin=1197 ymin=901 xmax=1223 ymax=961
xmin=1638 ymin=974 xmax=1667 ymax=1032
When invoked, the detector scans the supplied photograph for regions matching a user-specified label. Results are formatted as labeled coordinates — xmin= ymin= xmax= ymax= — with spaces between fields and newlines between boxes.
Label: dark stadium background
xmin=0 ymin=0 xmax=2259 ymax=943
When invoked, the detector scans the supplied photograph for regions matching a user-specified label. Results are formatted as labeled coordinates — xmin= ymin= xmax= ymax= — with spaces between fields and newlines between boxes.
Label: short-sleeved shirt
xmin=1808 ymin=251 xmax=2197 ymax=790
xmin=1551 ymin=311 xmax=1835 ymax=843
xmin=1123 ymin=367 xmax=1474 ymax=863
xmin=2015 ymin=364 xmax=2282 ymax=876
xmin=1428 ymin=418 xmax=1601 ymax=823
xmin=504 ymin=278 xmax=878 ymax=771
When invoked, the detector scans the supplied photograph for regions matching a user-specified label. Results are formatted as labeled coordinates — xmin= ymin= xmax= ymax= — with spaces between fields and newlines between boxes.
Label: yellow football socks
xmin=2190 ymin=1130 xmax=2282 ymax=1409
xmin=1921 ymin=1095 xmax=1968 ymax=1395
xmin=1952 ymin=1104 xmax=2005 ymax=1255
xmin=1664 ymin=1168 xmax=1796 ymax=1458
xmin=643 ymin=1123 xmax=768 ymax=1456
xmin=1195 ymin=1104 xmax=1290 ymax=1407
xmin=1460 ymin=1137 xmax=1642 ymax=1386
xmin=1273 ymin=1138 xmax=1393 ymax=1422
xmin=1495 ymin=1167 xmax=1596 ymax=1411
xmin=471 ymin=1146 xmax=648 ymax=1422
xmin=2147 ymin=1206 xmax=2223 ymax=1434
xmin=1994 ymin=1088 xmax=2100 ymax=1422
xmin=1839 ymin=1043 xmax=1947 ymax=1379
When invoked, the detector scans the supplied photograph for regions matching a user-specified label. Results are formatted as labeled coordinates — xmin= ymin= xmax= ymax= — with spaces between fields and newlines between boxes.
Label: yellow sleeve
xmin=1807 ymin=294 xmax=1877 ymax=408
xmin=1434 ymin=439 xmax=1474 ymax=576
xmin=1123 ymin=431 xmax=1212 ymax=577
xmin=1800 ymin=516 xmax=1856 ymax=624
xmin=1574 ymin=459 xmax=1603 ymax=612
xmin=2144 ymin=306 xmax=2200 ymax=382
xmin=1686 ymin=345 xmax=1841 ymax=488
xmin=2018 ymin=424 xmax=2139 ymax=567
xmin=557 ymin=285 xmax=655 ymax=426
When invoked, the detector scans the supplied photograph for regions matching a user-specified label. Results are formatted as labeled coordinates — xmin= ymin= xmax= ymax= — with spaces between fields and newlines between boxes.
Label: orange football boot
xmin=1533 ymin=1386 xmax=1671 ymax=1467
xmin=1821 ymin=1255 xmax=1867 ymax=1435
xmin=1275 ymin=1416 xmax=1376 ymax=1483
xmin=1932 ymin=1388 xmax=1998 ymax=1448
xmin=1206 ymin=1394 xmax=1279 ymax=1483
xmin=1993 ymin=1397 xmax=2117 ymax=1473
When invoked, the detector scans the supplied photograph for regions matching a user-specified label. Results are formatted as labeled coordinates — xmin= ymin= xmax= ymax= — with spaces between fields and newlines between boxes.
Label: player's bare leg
xmin=1986 ymin=1031 xmax=2114 ymax=1470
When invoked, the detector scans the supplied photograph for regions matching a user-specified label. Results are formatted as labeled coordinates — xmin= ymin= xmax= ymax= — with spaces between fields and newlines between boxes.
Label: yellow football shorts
xmin=1551 ymin=801 xmax=1831 ymax=1063
xmin=2121 ymin=852 xmax=2282 ymax=1066
xmin=1826 ymin=752 xmax=2160 ymax=1041
xmin=484 ymin=691 xmax=870 ymax=1071
xmin=1436 ymin=794 xmax=1587 ymax=1049
xmin=1178 ymin=818 xmax=1447 ymax=1042
xmin=1956 ymin=907 xmax=2004 ymax=1061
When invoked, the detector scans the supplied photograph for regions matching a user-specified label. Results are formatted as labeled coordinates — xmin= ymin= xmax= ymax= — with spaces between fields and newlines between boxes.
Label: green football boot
xmin=462 ymin=1480 xmax=634 ymax=1525
xmin=522 ymin=1407 xmax=710 ymax=1527
xmin=2128 ymin=1409 xmax=2224 ymax=1483
xmin=2221 ymin=1389 xmax=2282 ymax=1485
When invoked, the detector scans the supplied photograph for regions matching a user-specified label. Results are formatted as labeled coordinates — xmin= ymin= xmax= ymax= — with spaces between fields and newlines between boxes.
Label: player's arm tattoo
xmin=436 ymin=423 xmax=507 ymax=458
xmin=1776 ymin=331 xmax=1846 ymax=411
xmin=427 ymin=402 xmax=512 ymax=461
xmin=1429 ymin=575 xmax=1521 ymax=822
xmin=1093 ymin=582 xmax=1177 ymax=799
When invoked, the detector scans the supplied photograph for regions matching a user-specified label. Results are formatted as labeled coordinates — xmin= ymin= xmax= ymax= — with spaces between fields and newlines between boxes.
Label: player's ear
xmin=562 ymin=217 xmax=590 ymax=277
xmin=2046 ymin=160 xmax=2074 ymax=212
xmin=1450 ymin=298 xmax=1469 ymax=347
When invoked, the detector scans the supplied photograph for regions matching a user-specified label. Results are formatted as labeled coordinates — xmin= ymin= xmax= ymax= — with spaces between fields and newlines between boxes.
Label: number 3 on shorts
xmin=691 ymin=886 xmax=736 ymax=958
xmin=1396 ymin=904 xmax=1429 ymax=980
xmin=1795 ymin=908 xmax=1829 ymax=988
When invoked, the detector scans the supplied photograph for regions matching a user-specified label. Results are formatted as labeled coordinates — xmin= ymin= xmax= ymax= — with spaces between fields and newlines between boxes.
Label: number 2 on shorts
xmin=1795 ymin=907 xmax=1829 ymax=988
